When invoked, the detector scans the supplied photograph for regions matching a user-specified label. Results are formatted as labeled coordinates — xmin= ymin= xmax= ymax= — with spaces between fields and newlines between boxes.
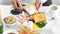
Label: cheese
xmin=32 ymin=23 xmax=40 ymax=31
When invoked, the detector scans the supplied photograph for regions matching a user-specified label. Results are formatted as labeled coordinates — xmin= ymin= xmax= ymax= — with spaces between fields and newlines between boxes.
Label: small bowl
xmin=3 ymin=16 xmax=18 ymax=26
xmin=3 ymin=29 xmax=18 ymax=34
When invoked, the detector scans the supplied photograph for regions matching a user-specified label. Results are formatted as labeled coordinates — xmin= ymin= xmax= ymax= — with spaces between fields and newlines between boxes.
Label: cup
xmin=46 ymin=4 xmax=59 ymax=20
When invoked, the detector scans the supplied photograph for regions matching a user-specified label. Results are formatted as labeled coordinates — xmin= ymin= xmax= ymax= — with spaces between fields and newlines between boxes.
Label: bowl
xmin=3 ymin=29 xmax=18 ymax=34
xmin=3 ymin=16 xmax=18 ymax=26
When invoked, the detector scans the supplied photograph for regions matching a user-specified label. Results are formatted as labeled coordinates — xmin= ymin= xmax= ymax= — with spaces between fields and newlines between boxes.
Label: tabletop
xmin=0 ymin=5 xmax=60 ymax=34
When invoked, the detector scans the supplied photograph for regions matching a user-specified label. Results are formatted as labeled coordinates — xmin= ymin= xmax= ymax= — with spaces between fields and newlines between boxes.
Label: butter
xmin=32 ymin=23 xmax=40 ymax=31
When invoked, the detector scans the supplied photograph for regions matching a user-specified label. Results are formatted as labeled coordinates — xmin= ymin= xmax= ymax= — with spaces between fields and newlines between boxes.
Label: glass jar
xmin=0 ymin=20 xmax=3 ymax=34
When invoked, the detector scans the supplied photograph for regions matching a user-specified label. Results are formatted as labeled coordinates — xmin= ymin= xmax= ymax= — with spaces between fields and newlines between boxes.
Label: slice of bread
xmin=31 ymin=11 xmax=46 ymax=23
xmin=34 ymin=12 xmax=46 ymax=23
xmin=23 ymin=3 xmax=36 ymax=15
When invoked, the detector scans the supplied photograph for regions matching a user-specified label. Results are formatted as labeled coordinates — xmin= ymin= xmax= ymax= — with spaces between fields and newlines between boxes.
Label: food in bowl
xmin=11 ymin=9 xmax=22 ymax=15
xmin=8 ymin=32 xmax=15 ymax=34
xmin=51 ymin=5 xmax=58 ymax=10
xmin=3 ymin=30 xmax=18 ymax=34
xmin=4 ymin=16 xmax=17 ymax=24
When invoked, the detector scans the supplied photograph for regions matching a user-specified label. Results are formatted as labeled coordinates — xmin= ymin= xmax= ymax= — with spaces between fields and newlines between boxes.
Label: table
xmin=0 ymin=5 xmax=60 ymax=34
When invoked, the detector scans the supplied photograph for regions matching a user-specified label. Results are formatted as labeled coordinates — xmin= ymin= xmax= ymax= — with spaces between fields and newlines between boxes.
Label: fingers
xmin=36 ymin=2 xmax=41 ymax=10
xmin=35 ymin=0 xmax=41 ymax=10
xmin=17 ymin=0 xmax=23 ymax=11
xmin=10 ymin=0 xmax=24 ymax=10
xmin=10 ymin=0 xmax=18 ymax=8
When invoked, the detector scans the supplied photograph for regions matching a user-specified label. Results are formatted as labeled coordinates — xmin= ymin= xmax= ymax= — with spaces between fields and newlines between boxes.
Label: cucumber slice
xmin=36 ymin=22 xmax=47 ymax=28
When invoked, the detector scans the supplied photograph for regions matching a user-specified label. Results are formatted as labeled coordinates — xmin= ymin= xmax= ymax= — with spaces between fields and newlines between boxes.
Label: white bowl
xmin=3 ymin=29 xmax=18 ymax=34
xmin=3 ymin=16 xmax=18 ymax=26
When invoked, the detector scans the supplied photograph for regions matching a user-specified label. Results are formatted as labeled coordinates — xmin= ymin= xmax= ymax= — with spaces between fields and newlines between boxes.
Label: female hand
xmin=10 ymin=0 xmax=23 ymax=11
xmin=35 ymin=0 xmax=41 ymax=10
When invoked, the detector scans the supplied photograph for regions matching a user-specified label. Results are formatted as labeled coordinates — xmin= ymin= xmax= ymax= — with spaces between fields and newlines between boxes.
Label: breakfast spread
xmin=18 ymin=10 xmax=47 ymax=31
xmin=4 ymin=16 xmax=17 ymax=24
xmin=2 ymin=3 xmax=47 ymax=34
xmin=2 ymin=0 xmax=48 ymax=34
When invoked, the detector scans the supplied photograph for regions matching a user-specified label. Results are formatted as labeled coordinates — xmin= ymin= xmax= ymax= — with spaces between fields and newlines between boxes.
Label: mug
xmin=46 ymin=4 xmax=60 ymax=20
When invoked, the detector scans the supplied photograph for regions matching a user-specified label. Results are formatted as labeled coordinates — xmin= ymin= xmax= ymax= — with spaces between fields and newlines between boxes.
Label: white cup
xmin=46 ymin=4 xmax=60 ymax=20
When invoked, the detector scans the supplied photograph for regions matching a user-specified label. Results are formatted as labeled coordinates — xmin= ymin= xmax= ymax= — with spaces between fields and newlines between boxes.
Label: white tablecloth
xmin=0 ymin=5 xmax=60 ymax=34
